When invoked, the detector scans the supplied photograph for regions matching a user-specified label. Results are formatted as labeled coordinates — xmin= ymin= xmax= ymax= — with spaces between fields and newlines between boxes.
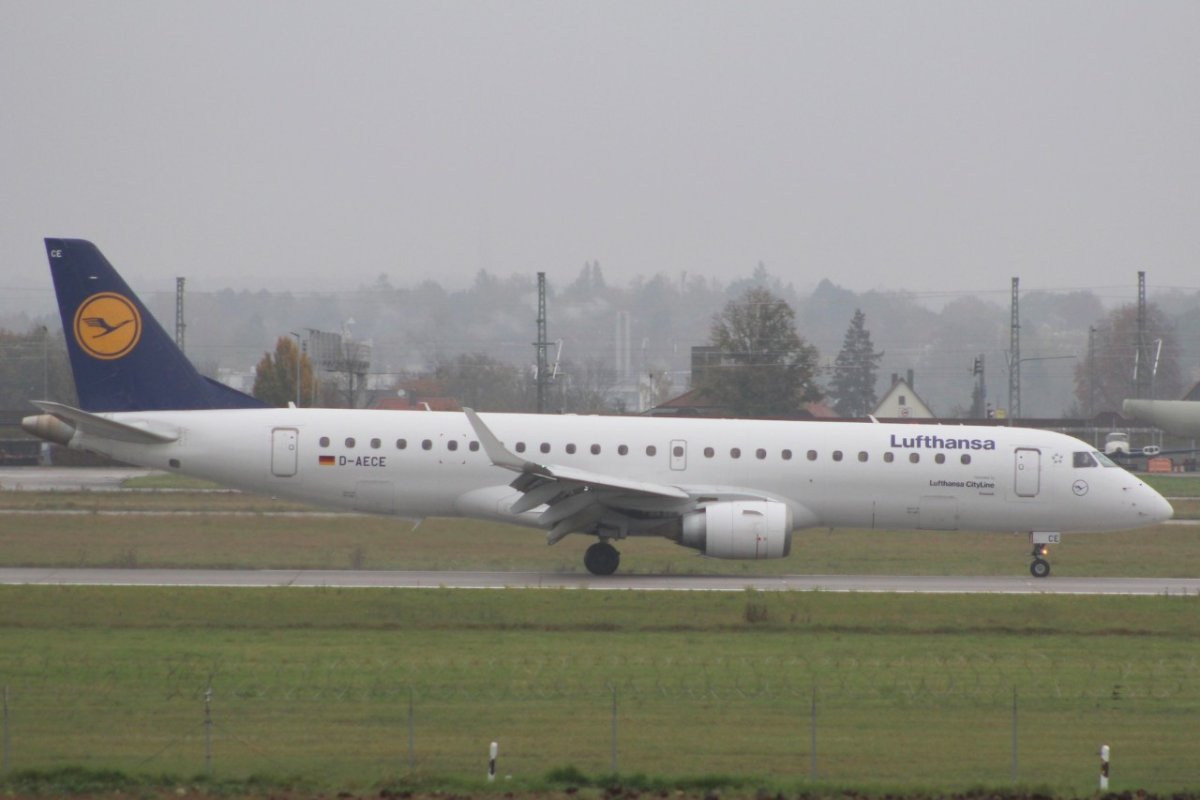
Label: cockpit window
xmin=1073 ymin=451 xmax=1097 ymax=468
xmin=1094 ymin=451 xmax=1120 ymax=468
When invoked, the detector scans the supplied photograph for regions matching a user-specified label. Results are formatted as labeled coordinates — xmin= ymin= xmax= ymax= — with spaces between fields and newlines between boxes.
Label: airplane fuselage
xmin=73 ymin=407 xmax=1169 ymax=537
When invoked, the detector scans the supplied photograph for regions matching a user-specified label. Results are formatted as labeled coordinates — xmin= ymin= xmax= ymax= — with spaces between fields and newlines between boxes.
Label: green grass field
xmin=1 ymin=478 xmax=1198 ymax=795
xmin=1141 ymin=473 xmax=1200 ymax=498
xmin=0 ymin=587 xmax=1197 ymax=793
xmin=0 ymin=498 xmax=1195 ymax=576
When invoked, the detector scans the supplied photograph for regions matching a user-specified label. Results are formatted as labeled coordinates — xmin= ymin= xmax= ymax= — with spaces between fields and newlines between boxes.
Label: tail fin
xmin=46 ymin=238 xmax=266 ymax=412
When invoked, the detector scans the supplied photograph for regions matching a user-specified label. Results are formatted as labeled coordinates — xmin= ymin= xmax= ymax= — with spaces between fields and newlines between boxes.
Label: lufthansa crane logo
xmin=73 ymin=293 xmax=142 ymax=360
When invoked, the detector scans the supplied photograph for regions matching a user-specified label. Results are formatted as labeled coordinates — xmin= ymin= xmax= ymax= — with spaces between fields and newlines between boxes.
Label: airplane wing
xmin=465 ymin=408 xmax=706 ymax=543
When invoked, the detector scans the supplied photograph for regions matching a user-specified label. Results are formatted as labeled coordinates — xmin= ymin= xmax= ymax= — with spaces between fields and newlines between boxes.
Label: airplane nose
xmin=1151 ymin=489 xmax=1174 ymax=523
xmin=1138 ymin=484 xmax=1174 ymax=524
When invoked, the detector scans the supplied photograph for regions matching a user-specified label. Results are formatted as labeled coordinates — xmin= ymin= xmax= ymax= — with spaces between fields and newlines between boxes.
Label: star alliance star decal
xmin=1052 ymin=453 xmax=1064 ymax=464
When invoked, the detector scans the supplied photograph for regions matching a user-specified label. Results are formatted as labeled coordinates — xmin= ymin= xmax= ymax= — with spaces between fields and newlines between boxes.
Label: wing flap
xmin=463 ymin=407 xmax=693 ymax=540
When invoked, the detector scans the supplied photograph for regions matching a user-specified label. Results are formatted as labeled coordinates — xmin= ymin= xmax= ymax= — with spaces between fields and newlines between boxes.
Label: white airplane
xmin=23 ymin=239 xmax=1173 ymax=578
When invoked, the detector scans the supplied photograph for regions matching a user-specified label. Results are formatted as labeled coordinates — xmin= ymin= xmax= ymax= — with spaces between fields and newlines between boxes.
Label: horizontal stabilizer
xmin=29 ymin=401 xmax=179 ymax=444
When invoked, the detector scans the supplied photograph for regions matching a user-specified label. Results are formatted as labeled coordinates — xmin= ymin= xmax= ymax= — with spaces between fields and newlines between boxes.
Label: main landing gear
xmin=584 ymin=541 xmax=621 ymax=576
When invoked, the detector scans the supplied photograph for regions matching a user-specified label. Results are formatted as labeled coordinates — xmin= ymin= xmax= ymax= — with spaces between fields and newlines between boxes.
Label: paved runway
xmin=0 ymin=567 xmax=1195 ymax=595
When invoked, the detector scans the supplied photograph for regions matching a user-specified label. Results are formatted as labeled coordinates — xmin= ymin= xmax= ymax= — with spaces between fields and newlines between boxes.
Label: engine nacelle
xmin=677 ymin=501 xmax=793 ymax=559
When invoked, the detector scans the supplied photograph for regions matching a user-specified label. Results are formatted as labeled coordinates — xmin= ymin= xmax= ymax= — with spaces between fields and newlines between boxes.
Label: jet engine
xmin=675 ymin=500 xmax=793 ymax=559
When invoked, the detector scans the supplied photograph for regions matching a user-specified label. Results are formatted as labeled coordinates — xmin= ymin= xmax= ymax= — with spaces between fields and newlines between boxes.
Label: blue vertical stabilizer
xmin=46 ymin=238 xmax=266 ymax=411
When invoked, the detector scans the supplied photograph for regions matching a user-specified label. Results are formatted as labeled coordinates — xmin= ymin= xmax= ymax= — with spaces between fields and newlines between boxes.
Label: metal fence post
xmin=1011 ymin=687 xmax=1018 ymax=782
xmin=407 ymin=687 xmax=415 ymax=773
xmin=2 ymin=685 xmax=10 ymax=774
xmin=204 ymin=685 xmax=213 ymax=776
xmin=810 ymin=686 xmax=817 ymax=780
xmin=610 ymin=685 xmax=618 ymax=775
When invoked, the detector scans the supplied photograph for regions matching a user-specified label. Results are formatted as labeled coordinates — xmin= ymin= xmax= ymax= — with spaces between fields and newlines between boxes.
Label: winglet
xmin=463 ymin=408 xmax=529 ymax=471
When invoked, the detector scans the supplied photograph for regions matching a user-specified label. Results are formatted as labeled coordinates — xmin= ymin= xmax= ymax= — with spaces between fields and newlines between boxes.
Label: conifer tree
xmin=828 ymin=309 xmax=883 ymax=417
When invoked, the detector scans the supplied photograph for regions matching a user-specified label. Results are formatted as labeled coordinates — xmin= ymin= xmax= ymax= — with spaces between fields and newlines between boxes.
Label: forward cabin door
xmin=271 ymin=428 xmax=298 ymax=477
xmin=1014 ymin=448 xmax=1040 ymax=497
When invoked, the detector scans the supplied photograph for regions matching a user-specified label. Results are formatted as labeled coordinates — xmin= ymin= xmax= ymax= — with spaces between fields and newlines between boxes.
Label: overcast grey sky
xmin=2 ymin=1 xmax=1197 ymax=302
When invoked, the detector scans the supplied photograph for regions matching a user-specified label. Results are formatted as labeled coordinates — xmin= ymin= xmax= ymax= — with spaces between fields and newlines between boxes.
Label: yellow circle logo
xmin=73 ymin=293 xmax=142 ymax=360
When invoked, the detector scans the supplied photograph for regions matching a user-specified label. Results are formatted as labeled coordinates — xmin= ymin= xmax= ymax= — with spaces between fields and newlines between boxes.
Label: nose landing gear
xmin=1030 ymin=543 xmax=1050 ymax=578
xmin=1028 ymin=532 xmax=1059 ymax=578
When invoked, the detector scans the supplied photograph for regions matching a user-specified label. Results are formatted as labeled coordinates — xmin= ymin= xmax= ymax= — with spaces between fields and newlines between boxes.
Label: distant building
xmin=872 ymin=373 xmax=935 ymax=419
xmin=645 ymin=387 xmax=834 ymax=419
xmin=366 ymin=377 xmax=460 ymax=411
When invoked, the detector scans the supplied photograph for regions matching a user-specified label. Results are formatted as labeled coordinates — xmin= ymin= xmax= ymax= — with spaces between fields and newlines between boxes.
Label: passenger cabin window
xmin=674 ymin=445 xmax=685 ymax=458
xmin=832 ymin=450 xmax=843 ymax=462
xmin=909 ymin=453 xmax=920 ymax=463
xmin=565 ymin=443 xmax=577 ymax=455
xmin=858 ymin=451 xmax=868 ymax=462
xmin=960 ymin=454 xmax=971 ymax=465
xmin=807 ymin=450 xmax=817 ymax=461
xmin=756 ymin=448 xmax=766 ymax=460
xmin=447 ymin=441 xmax=458 ymax=451
xmin=345 ymin=437 xmax=356 ymax=448
xmin=618 ymin=445 xmax=629 ymax=456
xmin=515 ymin=442 xmax=526 ymax=453
xmin=704 ymin=447 xmax=715 ymax=458
xmin=421 ymin=439 xmax=432 ymax=450
xmin=319 ymin=437 xmax=330 ymax=448
xmin=396 ymin=438 xmax=407 ymax=450
xmin=730 ymin=447 xmax=741 ymax=459
xmin=883 ymin=452 xmax=894 ymax=463
xmin=934 ymin=453 xmax=945 ymax=464
xmin=591 ymin=444 xmax=601 ymax=455
xmin=1074 ymin=452 xmax=1098 ymax=468
xmin=540 ymin=443 xmax=551 ymax=454
xmin=646 ymin=445 xmax=657 ymax=457
xmin=371 ymin=438 xmax=381 ymax=449
xmin=469 ymin=441 xmax=479 ymax=452
xmin=781 ymin=449 xmax=792 ymax=461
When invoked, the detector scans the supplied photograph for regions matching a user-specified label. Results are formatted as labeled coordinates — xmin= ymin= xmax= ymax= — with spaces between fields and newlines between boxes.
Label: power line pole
xmin=175 ymin=277 xmax=186 ymax=354
xmin=1088 ymin=326 xmax=1096 ymax=417
xmin=1134 ymin=270 xmax=1148 ymax=399
xmin=535 ymin=272 xmax=549 ymax=413
xmin=1008 ymin=277 xmax=1020 ymax=420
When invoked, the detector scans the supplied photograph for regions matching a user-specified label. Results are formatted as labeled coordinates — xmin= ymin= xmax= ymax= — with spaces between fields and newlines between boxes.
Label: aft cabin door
xmin=1014 ymin=448 xmax=1040 ymax=497
xmin=271 ymin=428 xmax=298 ymax=477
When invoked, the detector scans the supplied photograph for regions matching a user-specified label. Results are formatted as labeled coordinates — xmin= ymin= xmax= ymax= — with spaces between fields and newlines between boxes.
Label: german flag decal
xmin=319 ymin=455 xmax=335 ymax=466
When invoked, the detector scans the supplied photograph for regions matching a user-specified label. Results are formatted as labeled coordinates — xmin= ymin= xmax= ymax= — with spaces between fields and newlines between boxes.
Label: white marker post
xmin=488 ymin=741 xmax=498 ymax=782
xmin=1099 ymin=744 xmax=1110 ymax=790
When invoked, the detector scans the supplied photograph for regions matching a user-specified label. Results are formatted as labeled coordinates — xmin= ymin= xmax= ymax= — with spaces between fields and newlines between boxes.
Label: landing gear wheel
xmin=1030 ymin=557 xmax=1050 ymax=579
xmin=584 ymin=542 xmax=621 ymax=576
